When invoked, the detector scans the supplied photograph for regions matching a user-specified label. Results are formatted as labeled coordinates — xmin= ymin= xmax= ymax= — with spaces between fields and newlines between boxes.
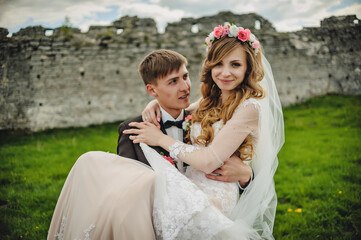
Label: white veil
xmin=228 ymin=54 xmax=285 ymax=239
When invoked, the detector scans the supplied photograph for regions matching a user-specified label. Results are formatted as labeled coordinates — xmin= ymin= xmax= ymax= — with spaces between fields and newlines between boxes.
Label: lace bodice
xmin=173 ymin=99 xmax=259 ymax=217
xmin=185 ymin=120 xmax=238 ymax=216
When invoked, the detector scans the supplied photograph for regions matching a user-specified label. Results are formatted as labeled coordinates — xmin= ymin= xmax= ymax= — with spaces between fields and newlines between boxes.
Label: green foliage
xmin=59 ymin=16 xmax=73 ymax=41
xmin=0 ymin=95 xmax=360 ymax=239
xmin=96 ymin=28 xmax=116 ymax=40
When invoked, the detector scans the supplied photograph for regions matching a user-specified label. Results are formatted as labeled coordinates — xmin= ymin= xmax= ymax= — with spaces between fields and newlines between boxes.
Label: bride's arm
xmin=142 ymin=99 xmax=161 ymax=128
xmin=168 ymin=103 xmax=258 ymax=174
xmin=129 ymin=103 xmax=259 ymax=174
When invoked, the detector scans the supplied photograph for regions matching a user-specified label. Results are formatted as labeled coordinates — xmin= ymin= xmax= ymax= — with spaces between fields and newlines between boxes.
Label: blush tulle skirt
xmin=47 ymin=151 xmax=157 ymax=240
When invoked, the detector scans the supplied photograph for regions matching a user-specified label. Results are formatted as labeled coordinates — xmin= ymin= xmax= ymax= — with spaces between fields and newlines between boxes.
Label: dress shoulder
xmin=239 ymin=98 xmax=261 ymax=109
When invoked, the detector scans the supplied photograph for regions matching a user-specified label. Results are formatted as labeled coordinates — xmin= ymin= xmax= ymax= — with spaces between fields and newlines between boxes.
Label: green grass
xmin=274 ymin=94 xmax=361 ymax=239
xmin=0 ymin=94 xmax=360 ymax=239
xmin=0 ymin=123 xmax=119 ymax=239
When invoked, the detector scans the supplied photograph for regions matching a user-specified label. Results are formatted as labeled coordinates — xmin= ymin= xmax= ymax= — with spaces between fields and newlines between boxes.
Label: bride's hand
xmin=142 ymin=99 xmax=161 ymax=128
xmin=123 ymin=122 xmax=164 ymax=146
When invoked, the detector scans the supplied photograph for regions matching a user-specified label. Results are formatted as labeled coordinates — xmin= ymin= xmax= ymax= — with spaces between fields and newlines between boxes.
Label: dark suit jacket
xmin=117 ymin=111 xmax=190 ymax=167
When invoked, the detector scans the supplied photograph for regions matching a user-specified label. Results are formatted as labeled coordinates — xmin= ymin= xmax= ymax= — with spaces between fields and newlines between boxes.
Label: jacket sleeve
xmin=117 ymin=116 xmax=151 ymax=166
xmin=117 ymin=119 xmax=137 ymax=159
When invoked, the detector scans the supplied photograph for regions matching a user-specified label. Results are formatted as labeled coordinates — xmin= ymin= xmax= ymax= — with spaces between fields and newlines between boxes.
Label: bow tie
xmin=163 ymin=120 xmax=184 ymax=129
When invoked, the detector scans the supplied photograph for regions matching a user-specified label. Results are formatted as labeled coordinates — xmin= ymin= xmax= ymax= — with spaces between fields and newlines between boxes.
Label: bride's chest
xmin=190 ymin=121 xmax=223 ymax=141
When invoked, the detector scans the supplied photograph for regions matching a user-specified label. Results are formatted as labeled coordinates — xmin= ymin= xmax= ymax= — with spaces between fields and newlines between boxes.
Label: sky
xmin=0 ymin=0 xmax=360 ymax=35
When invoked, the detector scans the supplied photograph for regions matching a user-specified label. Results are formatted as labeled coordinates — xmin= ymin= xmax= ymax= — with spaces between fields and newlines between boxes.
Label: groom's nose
xmin=179 ymin=79 xmax=190 ymax=91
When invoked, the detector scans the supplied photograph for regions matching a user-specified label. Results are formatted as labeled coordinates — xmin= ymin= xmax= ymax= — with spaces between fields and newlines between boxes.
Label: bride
xmin=48 ymin=23 xmax=284 ymax=239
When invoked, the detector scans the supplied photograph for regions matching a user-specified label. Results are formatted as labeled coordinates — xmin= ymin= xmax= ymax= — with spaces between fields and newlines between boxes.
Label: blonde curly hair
xmin=190 ymin=37 xmax=265 ymax=161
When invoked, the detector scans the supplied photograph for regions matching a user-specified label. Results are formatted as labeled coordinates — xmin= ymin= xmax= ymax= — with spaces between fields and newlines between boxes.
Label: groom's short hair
xmin=139 ymin=49 xmax=187 ymax=85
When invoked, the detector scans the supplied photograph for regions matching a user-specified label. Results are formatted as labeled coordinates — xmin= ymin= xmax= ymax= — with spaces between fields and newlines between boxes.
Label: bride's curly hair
xmin=190 ymin=37 xmax=265 ymax=161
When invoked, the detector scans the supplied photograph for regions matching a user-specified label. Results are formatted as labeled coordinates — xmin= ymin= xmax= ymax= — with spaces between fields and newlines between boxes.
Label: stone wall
xmin=0 ymin=11 xmax=360 ymax=132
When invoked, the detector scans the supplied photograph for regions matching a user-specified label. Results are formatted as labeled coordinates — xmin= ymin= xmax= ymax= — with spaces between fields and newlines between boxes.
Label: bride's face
xmin=211 ymin=46 xmax=247 ymax=101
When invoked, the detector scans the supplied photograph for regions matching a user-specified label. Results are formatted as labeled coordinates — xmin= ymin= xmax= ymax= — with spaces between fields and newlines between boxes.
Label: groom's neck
xmin=159 ymin=104 xmax=182 ymax=120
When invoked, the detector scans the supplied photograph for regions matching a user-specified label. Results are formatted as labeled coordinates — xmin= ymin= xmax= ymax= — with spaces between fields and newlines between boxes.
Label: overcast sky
xmin=0 ymin=0 xmax=360 ymax=35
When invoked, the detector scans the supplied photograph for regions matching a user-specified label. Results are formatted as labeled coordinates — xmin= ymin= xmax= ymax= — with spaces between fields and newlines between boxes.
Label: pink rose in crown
xmin=185 ymin=115 xmax=192 ymax=120
xmin=238 ymin=28 xmax=251 ymax=42
xmin=252 ymin=40 xmax=260 ymax=49
xmin=222 ymin=28 xmax=230 ymax=37
xmin=213 ymin=25 xmax=224 ymax=39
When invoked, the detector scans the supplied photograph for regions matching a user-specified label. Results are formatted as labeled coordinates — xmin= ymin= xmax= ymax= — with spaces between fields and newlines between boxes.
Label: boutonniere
xmin=182 ymin=114 xmax=192 ymax=131
xmin=160 ymin=152 xmax=175 ymax=165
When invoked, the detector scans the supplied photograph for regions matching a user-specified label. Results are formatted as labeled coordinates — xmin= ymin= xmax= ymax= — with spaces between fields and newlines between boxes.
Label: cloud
xmin=330 ymin=2 xmax=361 ymax=18
xmin=0 ymin=0 xmax=124 ymax=32
xmin=0 ymin=0 xmax=360 ymax=34
xmin=116 ymin=2 xmax=189 ymax=32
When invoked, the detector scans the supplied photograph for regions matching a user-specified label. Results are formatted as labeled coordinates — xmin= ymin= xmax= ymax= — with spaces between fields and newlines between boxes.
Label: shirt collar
xmin=160 ymin=106 xmax=184 ymax=122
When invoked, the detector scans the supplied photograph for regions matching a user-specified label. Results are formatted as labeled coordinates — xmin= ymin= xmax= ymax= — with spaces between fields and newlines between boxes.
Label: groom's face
xmin=147 ymin=64 xmax=191 ymax=117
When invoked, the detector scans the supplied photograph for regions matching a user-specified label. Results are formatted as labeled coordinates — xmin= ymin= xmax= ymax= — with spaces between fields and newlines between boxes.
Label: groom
xmin=117 ymin=49 xmax=252 ymax=187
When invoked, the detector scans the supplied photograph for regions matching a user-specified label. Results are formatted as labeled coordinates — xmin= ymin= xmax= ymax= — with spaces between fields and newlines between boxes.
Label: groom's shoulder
xmin=118 ymin=115 xmax=143 ymax=131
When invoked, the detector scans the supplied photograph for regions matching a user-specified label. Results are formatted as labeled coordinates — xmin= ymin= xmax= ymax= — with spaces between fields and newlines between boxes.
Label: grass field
xmin=0 ymin=94 xmax=360 ymax=239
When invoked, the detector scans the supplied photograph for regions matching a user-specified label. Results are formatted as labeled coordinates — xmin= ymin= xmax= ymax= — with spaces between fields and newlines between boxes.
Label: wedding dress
xmin=48 ymin=55 xmax=284 ymax=240
xmin=140 ymin=98 xmax=260 ymax=240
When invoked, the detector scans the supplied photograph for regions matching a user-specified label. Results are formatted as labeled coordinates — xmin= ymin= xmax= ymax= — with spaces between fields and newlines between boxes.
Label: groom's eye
xmin=169 ymin=79 xmax=177 ymax=84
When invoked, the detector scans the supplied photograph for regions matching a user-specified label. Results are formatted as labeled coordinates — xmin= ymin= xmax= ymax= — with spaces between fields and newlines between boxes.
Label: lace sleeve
xmin=168 ymin=100 xmax=260 ymax=174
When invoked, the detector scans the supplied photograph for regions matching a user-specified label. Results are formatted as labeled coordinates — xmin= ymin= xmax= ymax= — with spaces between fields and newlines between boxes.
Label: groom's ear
xmin=146 ymin=84 xmax=158 ymax=97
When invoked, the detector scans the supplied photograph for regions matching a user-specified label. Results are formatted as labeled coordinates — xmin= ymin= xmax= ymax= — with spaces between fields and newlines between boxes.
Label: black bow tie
xmin=163 ymin=120 xmax=184 ymax=129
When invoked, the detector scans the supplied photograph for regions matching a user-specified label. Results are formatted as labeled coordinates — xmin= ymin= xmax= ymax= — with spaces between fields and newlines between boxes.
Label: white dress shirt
xmin=160 ymin=106 xmax=185 ymax=173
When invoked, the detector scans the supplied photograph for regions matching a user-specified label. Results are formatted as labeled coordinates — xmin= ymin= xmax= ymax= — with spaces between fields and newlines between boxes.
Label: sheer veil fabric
xmin=140 ymin=55 xmax=284 ymax=239
xmin=230 ymin=55 xmax=285 ymax=238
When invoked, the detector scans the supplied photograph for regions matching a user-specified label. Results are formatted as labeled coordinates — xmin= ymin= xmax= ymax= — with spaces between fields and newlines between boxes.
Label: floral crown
xmin=205 ymin=22 xmax=260 ymax=54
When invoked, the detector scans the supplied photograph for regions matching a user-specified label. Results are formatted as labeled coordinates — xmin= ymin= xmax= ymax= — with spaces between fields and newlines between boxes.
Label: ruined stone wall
xmin=0 ymin=11 xmax=360 ymax=132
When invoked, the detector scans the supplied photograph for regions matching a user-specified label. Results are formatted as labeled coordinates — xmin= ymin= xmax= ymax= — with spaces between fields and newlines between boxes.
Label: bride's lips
xmin=219 ymin=79 xmax=233 ymax=84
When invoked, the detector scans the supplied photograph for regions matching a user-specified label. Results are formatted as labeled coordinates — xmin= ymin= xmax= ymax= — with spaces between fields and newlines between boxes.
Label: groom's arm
xmin=205 ymin=155 xmax=253 ymax=192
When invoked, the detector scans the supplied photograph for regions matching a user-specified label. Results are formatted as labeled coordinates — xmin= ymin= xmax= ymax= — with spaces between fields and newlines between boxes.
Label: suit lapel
xmin=149 ymin=117 xmax=169 ymax=157
xmin=159 ymin=118 xmax=167 ymax=135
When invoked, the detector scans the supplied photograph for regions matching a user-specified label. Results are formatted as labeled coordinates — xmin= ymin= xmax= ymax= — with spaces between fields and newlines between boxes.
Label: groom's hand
xmin=206 ymin=155 xmax=252 ymax=188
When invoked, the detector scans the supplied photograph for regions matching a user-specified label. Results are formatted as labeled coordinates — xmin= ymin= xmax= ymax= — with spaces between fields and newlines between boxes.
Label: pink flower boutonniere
xmin=182 ymin=114 xmax=192 ymax=131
